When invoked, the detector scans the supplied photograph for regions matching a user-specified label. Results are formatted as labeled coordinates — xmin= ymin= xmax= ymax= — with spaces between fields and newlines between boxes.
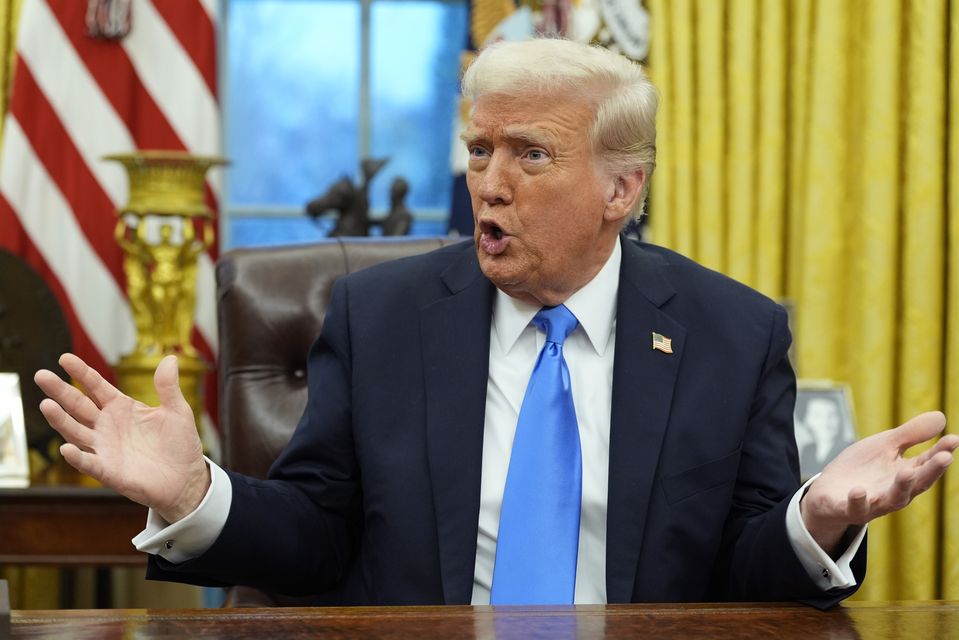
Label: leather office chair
xmin=216 ymin=235 xmax=461 ymax=606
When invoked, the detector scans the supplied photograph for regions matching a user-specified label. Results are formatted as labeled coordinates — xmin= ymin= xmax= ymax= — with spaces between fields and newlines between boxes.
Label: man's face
xmin=463 ymin=92 xmax=625 ymax=306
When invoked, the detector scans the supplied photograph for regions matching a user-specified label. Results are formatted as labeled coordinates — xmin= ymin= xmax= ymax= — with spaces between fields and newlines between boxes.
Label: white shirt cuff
xmin=785 ymin=473 xmax=866 ymax=591
xmin=131 ymin=457 xmax=233 ymax=564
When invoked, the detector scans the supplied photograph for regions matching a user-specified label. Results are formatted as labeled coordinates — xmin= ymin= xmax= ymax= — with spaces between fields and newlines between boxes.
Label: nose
xmin=473 ymin=152 xmax=513 ymax=206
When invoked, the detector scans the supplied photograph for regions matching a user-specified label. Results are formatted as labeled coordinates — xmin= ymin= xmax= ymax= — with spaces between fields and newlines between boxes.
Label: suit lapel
xmin=420 ymin=248 xmax=493 ymax=604
xmin=606 ymin=238 xmax=686 ymax=602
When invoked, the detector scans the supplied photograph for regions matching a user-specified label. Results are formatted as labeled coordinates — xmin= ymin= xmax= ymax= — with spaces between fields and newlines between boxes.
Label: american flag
xmin=652 ymin=331 xmax=673 ymax=354
xmin=0 ymin=0 xmax=221 ymax=452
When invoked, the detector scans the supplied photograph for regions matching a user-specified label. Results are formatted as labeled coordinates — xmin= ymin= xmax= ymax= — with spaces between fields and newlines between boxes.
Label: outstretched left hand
xmin=801 ymin=411 xmax=958 ymax=555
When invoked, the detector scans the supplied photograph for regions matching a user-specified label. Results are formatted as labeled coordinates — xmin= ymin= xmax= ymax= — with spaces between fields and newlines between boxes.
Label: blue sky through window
xmin=225 ymin=0 xmax=467 ymax=248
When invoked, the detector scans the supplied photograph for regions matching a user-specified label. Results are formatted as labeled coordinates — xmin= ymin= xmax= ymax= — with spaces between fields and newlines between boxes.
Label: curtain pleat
xmin=754 ymin=0 xmax=786 ymax=298
xmin=945 ymin=0 xmax=959 ymax=603
xmin=694 ymin=0 xmax=726 ymax=273
xmin=725 ymin=0 xmax=758 ymax=286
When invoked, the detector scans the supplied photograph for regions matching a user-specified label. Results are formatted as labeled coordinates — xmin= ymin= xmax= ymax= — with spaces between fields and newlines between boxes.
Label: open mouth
xmin=479 ymin=220 xmax=506 ymax=237
xmin=478 ymin=221 xmax=510 ymax=255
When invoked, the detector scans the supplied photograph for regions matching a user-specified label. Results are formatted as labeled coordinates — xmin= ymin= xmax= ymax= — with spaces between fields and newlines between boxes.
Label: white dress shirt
xmin=135 ymin=237 xmax=864 ymax=600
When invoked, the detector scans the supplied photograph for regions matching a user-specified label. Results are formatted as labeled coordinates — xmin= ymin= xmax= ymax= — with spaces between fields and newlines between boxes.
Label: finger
xmin=846 ymin=486 xmax=869 ymax=523
xmin=39 ymin=399 xmax=96 ymax=451
xmin=892 ymin=411 xmax=947 ymax=452
xmin=59 ymin=442 xmax=103 ymax=480
xmin=885 ymin=467 xmax=918 ymax=512
xmin=912 ymin=434 xmax=959 ymax=465
xmin=59 ymin=353 xmax=121 ymax=409
xmin=154 ymin=355 xmax=191 ymax=413
xmin=933 ymin=434 xmax=959 ymax=453
xmin=34 ymin=369 xmax=100 ymax=426
xmin=909 ymin=450 xmax=954 ymax=496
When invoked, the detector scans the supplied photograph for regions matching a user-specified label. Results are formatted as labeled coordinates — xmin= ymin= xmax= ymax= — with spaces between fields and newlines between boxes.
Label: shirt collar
xmin=492 ymin=238 xmax=621 ymax=356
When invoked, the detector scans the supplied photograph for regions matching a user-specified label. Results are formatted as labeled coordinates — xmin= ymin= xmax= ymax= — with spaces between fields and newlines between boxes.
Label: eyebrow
xmin=459 ymin=129 xmax=482 ymax=145
xmin=459 ymin=126 xmax=557 ymax=148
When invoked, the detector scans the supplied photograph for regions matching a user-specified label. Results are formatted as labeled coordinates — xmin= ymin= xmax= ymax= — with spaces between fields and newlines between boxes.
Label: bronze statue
xmin=382 ymin=177 xmax=413 ymax=236
xmin=306 ymin=158 xmax=388 ymax=237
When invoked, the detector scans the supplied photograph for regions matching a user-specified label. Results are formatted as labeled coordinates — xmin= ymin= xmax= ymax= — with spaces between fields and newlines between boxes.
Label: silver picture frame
xmin=0 ymin=372 xmax=30 ymax=487
xmin=794 ymin=380 xmax=857 ymax=481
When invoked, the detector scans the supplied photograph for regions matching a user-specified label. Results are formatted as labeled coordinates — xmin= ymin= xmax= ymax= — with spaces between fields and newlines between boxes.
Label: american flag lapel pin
xmin=652 ymin=332 xmax=674 ymax=354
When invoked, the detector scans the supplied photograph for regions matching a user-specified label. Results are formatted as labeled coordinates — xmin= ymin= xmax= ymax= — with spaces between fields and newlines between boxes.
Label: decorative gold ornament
xmin=107 ymin=151 xmax=226 ymax=431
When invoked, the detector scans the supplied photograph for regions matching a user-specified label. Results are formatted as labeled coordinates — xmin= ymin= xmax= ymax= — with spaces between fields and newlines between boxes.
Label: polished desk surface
xmin=7 ymin=602 xmax=959 ymax=639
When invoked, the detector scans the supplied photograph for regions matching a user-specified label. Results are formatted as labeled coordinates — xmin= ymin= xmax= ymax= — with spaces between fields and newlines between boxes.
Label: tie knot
xmin=533 ymin=305 xmax=578 ymax=345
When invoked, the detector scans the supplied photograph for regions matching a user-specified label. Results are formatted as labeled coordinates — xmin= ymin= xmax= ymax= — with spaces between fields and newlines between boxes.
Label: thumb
xmin=894 ymin=411 xmax=947 ymax=451
xmin=154 ymin=354 xmax=189 ymax=412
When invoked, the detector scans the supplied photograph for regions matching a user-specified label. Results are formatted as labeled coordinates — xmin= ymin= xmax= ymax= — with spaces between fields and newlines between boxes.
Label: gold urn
xmin=107 ymin=151 xmax=226 ymax=430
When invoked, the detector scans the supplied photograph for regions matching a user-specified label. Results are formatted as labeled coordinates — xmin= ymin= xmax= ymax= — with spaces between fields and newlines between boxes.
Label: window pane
xmin=227 ymin=0 xmax=360 ymax=207
xmin=369 ymin=0 xmax=468 ymax=212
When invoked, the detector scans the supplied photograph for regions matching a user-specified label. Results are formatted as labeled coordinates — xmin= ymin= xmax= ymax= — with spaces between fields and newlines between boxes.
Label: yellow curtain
xmin=647 ymin=0 xmax=958 ymax=600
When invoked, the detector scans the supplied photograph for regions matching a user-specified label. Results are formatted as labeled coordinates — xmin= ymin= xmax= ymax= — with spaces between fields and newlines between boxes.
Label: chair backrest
xmin=216 ymin=236 xmax=461 ymax=477
xmin=215 ymin=236 xmax=461 ymax=606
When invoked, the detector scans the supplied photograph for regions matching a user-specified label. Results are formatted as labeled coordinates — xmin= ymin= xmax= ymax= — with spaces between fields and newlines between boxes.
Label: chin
xmin=478 ymin=256 xmax=519 ymax=289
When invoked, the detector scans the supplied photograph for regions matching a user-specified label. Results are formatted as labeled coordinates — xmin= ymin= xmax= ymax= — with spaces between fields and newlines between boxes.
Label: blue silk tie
xmin=490 ymin=304 xmax=582 ymax=605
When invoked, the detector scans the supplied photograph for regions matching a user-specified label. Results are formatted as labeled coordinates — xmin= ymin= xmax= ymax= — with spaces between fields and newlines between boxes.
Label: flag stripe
xmin=9 ymin=60 xmax=125 ymax=290
xmin=195 ymin=252 xmax=218 ymax=352
xmin=0 ymin=116 xmax=135 ymax=362
xmin=125 ymin=0 xmax=220 ymax=161
xmin=198 ymin=0 xmax=217 ymax=22
xmin=149 ymin=0 xmax=218 ymax=98
xmin=47 ymin=0 xmax=190 ymax=151
xmin=16 ymin=0 xmax=133 ymax=207
xmin=0 ymin=196 xmax=115 ymax=380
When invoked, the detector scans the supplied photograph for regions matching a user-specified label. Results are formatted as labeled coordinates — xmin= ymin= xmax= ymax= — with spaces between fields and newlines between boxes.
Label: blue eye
xmin=469 ymin=146 xmax=489 ymax=158
xmin=526 ymin=149 xmax=547 ymax=161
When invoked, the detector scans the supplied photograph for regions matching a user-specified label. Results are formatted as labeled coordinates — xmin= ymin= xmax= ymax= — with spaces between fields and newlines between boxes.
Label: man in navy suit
xmin=35 ymin=39 xmax=956 ymax=607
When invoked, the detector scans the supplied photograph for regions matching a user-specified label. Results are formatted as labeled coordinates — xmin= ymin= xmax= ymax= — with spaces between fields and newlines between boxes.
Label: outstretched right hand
xmin=35 ymin=353 xmax=210 ymax=524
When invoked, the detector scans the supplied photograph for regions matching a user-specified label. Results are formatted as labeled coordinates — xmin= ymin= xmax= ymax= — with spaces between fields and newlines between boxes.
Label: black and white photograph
xmin=0 ymin=372 xmax=30 ymax=488
xmin=794 ymin=382 xmax=858 ymax=480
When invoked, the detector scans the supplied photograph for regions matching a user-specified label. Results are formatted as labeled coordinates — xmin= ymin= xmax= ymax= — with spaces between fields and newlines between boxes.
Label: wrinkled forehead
xmin=463 ymin=91 xmax=598 ymax=140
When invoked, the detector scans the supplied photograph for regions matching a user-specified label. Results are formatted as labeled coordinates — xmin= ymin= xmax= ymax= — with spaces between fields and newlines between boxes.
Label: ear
xmin=603 ymin=169 xmax=646 ymax=223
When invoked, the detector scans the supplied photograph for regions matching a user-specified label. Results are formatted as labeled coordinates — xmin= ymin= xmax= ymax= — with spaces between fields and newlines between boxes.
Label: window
xmin=222 ymin=0 xmax=468 ymax=248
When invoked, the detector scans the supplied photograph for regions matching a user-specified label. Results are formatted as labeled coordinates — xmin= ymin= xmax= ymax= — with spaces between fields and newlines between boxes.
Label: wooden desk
xmin=8 ymin=602 xmax=959 ymax=639
xmin=0 ymin=487 xmax=147 ymax=608
xmin=0 ymin=487 xmax=146 ymax=566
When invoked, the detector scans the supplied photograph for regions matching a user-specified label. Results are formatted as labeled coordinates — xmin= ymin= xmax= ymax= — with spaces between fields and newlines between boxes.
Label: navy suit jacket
xmin=150 ymin=237 xmax=865 ymax=607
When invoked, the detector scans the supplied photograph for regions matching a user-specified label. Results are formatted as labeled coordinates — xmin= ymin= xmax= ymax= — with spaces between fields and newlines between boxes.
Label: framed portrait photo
xmin=794 ymin=380 xmax=857 ymax=481
xmin=0 ymin=372 xmax=30 ymax=487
